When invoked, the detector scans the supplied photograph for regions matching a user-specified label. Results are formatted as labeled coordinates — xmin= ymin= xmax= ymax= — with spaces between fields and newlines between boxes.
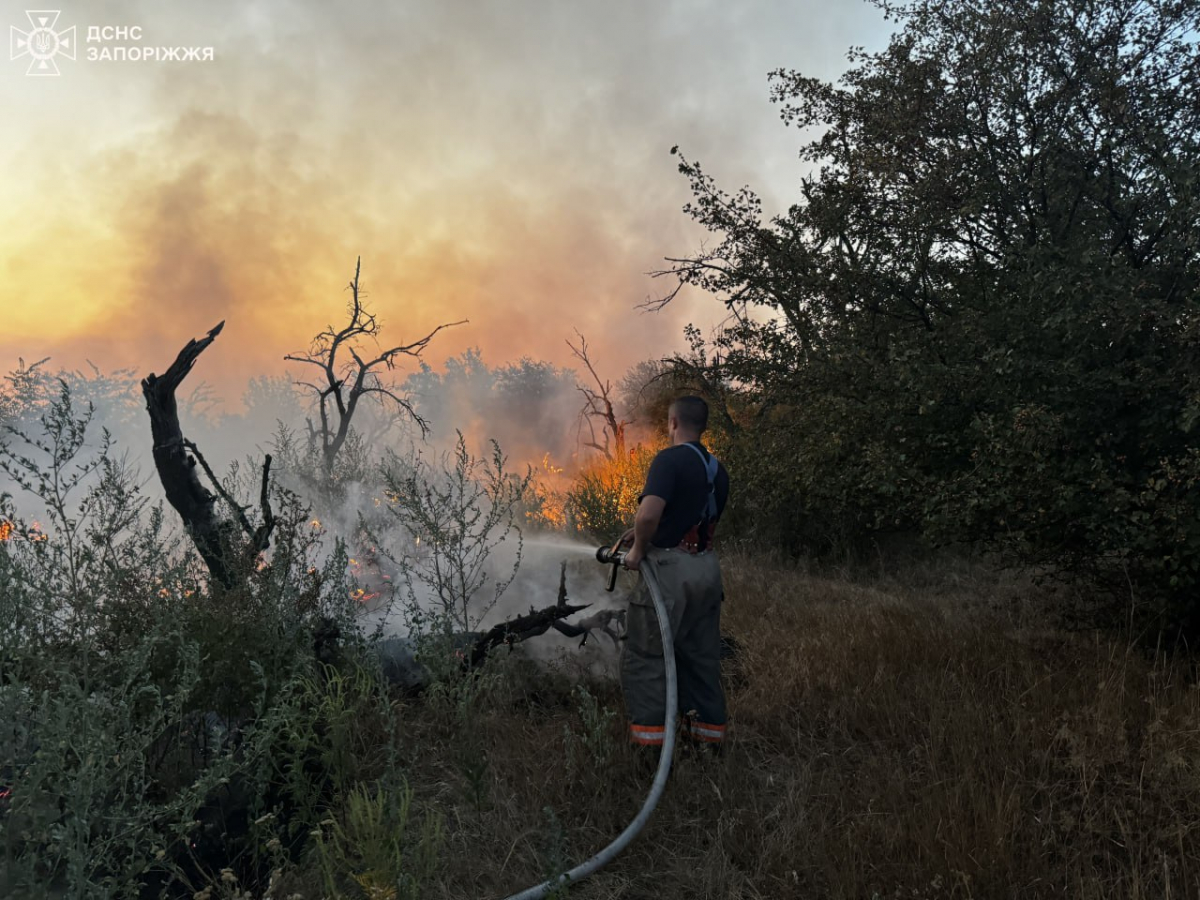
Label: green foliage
xmin=272 ymin=418 xmax=378 ymax=507
xmin=313 ymin=778 xmax=444 ymax=900
xmin=617 ymin=359 xmax=678 ymax=434
xmin=402 ymin=350 xmax=579 ymax=461
xmin=379 ymin=432 xmax=532 ymax=634
xmin=536 ymin=806 xmax=572 ymax=900
xmin=562 ymin=684 xmax=619 ymax=780
xmin=665 ymin=0 xmax=1200 ymax=628
xmin=0 ymin=385 xmax=230 ymax=898
xmin=244 ymin=660 xmax=395 ymax=846
xmin=0 ymin=383 xmax=422 ymax=898
xmin=0 ymin=357 xmax=51 ymax=427
xmin=370 ymin=434 xmax=539 ymax=818
xmin=241 ymin=375 xmax=305 ymax=426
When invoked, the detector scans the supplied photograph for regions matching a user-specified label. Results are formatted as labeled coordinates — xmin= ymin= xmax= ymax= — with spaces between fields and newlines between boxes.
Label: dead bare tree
xmin=567 ymin=330 xmax=629 ymax=460
xmin=141 ymin=322 xmax=276 ymax=589
xmin=284 ymin=258 xmax=465 ymax=480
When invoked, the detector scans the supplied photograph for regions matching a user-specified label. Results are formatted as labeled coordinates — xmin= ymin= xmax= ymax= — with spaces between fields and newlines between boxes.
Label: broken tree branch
xmin=466 ymin=601 xmax=591 ymax=669
xmin=142 ymin=322 xmax=276 ymax=588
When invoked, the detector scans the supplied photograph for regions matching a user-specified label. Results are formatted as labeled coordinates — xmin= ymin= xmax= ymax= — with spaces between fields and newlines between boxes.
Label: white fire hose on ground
xmin=501 ymin=551 xmax=676 ymax=900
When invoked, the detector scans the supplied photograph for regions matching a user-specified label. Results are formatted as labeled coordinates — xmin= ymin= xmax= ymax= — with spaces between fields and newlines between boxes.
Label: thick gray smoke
xmin=0 ymin=355 xmax=631 ymax=674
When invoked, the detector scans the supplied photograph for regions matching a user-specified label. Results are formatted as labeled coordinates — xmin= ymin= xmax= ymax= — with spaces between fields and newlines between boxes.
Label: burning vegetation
xmin=6 ymin=1 xmax=1200 ymax=891
xmin=0 ymin=519 xmax=47 ymax=544
xmin=0 ymin=256 xmax=682 ymax=897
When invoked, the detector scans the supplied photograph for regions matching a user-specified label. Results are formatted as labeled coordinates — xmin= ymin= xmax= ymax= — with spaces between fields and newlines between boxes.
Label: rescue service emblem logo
xmin=10 ymin=10 xmax=75 ymax=76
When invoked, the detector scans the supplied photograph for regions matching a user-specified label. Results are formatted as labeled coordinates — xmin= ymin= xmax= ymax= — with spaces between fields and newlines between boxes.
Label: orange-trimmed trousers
xmin=620 ymin=547 xmax=726 ymax=747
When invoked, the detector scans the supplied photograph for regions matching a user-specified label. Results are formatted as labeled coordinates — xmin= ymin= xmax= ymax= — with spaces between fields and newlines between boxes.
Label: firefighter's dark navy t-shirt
xmin=639 ymin=441 xmax=730 ymax=548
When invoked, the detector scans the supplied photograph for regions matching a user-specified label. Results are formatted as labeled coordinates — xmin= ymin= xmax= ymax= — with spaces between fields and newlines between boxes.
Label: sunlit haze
xmin=0 ymin=0 xmax=891 ymax=403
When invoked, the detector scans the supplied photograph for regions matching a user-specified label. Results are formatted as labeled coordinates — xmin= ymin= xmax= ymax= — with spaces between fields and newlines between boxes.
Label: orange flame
xmin=0 ymin=520 xmax=12 ymax=542
xmin=522 ymin=451 xmax=569 ymax=528
xmin=350 ymin=587 xmax=382 ymax=604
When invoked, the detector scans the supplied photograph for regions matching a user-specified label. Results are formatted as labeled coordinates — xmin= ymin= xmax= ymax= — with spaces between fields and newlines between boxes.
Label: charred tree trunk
xmin=142 ymin=322 xmax=274 ymax=589
xmin=568 ymin=330 xmax=630 ymax=460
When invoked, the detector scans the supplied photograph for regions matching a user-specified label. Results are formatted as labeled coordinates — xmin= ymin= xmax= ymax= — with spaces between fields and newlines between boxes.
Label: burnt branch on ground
xmin=466 ymin=564 xmax=585 ymax=667
xmin=466 ymin=600 xmax=591 ymax=669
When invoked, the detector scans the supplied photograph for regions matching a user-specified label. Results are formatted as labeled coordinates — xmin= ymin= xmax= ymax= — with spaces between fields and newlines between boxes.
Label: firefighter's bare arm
xmin=623 ymin=495 xmax=665 ymax=570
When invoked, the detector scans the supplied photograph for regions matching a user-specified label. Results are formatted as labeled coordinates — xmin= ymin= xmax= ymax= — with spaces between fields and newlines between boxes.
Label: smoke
xmin=0 ymin=0 xmax=891 ymax=394
xmin=357 ymin=527 xmax=629 ymax=677
xmin=0 ymin=343 xmax=641 ymax=642
xmin=0 ymin=0 xmax=894 ymax=673
xmin=397 ymin=350 xmax=584 ymax=470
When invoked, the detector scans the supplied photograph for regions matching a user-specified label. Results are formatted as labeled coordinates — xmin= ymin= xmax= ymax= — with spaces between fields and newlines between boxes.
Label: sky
xmin=0 ymin=0 xmax=894 ymax=406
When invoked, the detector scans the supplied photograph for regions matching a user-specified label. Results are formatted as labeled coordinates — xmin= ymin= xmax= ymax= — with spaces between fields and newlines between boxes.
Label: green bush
xmin=0 ymin=383 xmax=425 ymax=898
xmin=313 ymin=778 xmax=444 ymax=900
xmin=377 ymin=433 xmax=531 ymax=635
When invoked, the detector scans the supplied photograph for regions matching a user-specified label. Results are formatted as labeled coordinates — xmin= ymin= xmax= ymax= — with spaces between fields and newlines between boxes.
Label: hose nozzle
xmin=595 ymin=545 xmax=626 ymax=566
xmin=596 ymin=541 xmax=627 ymax=591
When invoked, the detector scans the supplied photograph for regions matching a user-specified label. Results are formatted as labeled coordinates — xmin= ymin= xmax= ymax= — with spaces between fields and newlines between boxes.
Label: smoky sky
xmin=0 ymin=0 xmax=892 ymax=403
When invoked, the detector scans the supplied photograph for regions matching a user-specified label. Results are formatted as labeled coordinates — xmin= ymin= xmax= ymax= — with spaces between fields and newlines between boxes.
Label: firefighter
xmin=619 ymin=395 xmax=730 ymax=752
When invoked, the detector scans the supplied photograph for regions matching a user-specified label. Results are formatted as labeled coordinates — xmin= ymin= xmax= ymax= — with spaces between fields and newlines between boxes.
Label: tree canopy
xmin=663 ymin=0 xmax=1200 ymax=629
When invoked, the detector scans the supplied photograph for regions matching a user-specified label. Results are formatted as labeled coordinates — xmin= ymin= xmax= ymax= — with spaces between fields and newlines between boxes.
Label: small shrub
xmin=379 ymin=433 xmax=531 ymax=635
xmin=562 ymin=683 xmax=619 ymax=780
xmin=313 ymin=778 xmax=444 ymax=900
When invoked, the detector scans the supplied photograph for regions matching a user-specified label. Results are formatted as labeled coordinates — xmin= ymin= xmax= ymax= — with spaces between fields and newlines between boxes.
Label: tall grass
xmin=401 ymin=550 xmax=1200 ymax=899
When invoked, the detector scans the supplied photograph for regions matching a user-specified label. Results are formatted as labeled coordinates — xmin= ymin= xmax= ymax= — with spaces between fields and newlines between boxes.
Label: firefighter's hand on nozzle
xmin=617 ymin=528 xmax=635 ymax=549
xmin=622 ymin=544 xmax=644 ymax=570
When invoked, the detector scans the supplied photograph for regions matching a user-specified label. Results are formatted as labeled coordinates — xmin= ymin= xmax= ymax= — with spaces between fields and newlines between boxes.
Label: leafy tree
xmin=494 ymin=357 xmax=578 ymax=441
xmin=0 ymin=358 xmax=50 ymax=428
xmin=403 ymin=348 xmax=497 ymax=440
xmin=617 ymin=359 xmax=674 ymax=434
xmin=0 ymin=360 xmax=141 ymax=439
xmin=403 ymin=350 xmax=582 ymax=469
xmin=242 ymin=374 xmax=305 ymax=426
xmin=660 ymin=0 xmax=1200 ymax=626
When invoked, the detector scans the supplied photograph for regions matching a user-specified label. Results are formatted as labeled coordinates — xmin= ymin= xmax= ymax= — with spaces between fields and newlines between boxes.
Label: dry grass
xmin=343 ymin=551 xmax=1200 ymax=899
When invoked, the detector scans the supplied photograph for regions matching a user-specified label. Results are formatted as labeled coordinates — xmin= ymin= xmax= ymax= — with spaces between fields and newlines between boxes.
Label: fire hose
xmin=501 ymin=543 xmax=677 ymax=900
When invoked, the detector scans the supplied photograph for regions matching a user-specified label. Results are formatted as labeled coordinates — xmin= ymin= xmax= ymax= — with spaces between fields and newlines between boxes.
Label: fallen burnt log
xmin=376 ymin=600 xmax=587 ymax=691
xmin=464 ymin=599 xmax=590 ymax=668
xmin=378 ymin=563 xmax=594 ymax=689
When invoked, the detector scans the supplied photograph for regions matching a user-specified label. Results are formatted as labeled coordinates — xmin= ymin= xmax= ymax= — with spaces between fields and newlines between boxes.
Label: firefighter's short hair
xmin=670 ymin=396 xmax=709 ymax=432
